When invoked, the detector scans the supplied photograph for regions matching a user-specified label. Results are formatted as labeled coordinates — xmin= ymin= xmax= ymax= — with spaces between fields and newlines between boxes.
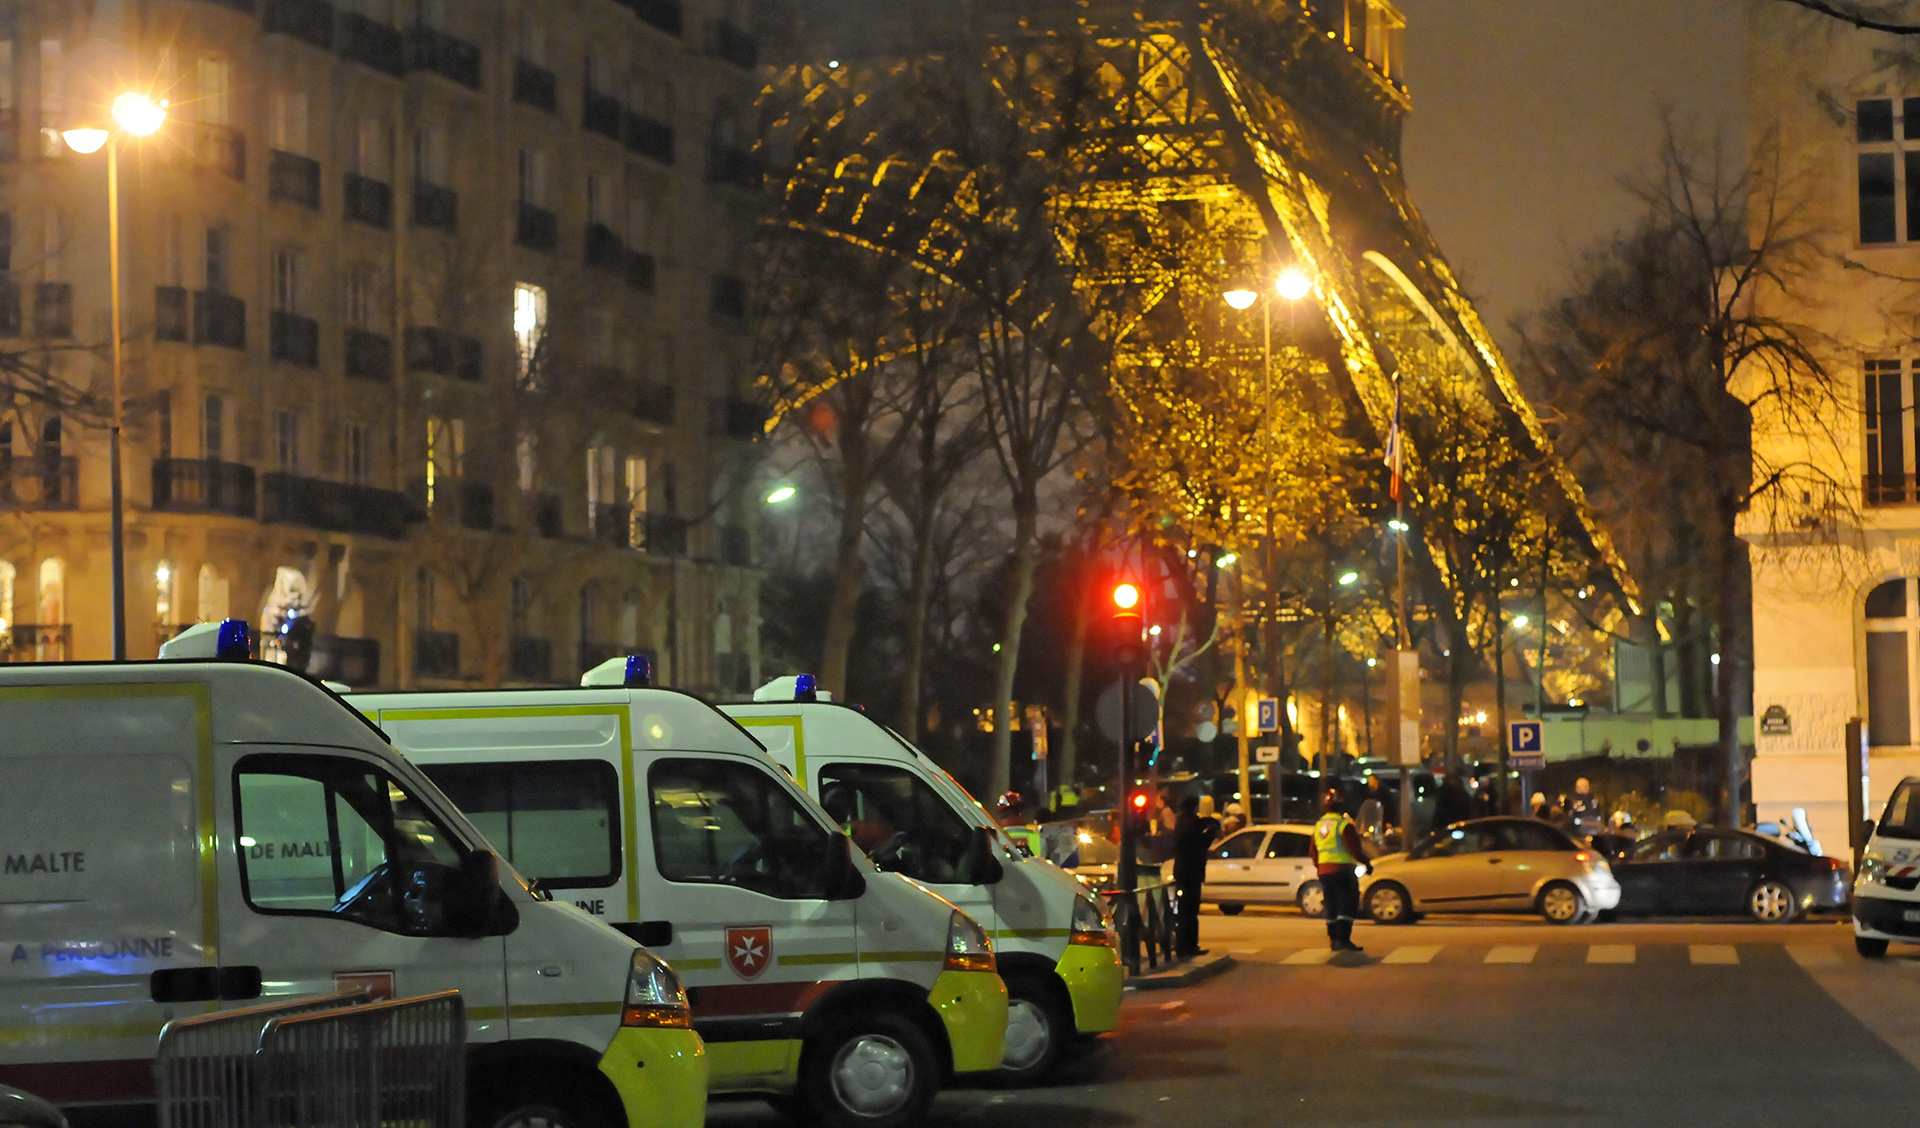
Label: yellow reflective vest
xmin=1314 ymin=814 xmax=1359 ymax=866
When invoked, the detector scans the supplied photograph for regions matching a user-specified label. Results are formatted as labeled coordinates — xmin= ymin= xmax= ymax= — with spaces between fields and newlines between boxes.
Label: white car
xmin=1204 ymin=824 xmax=1331 ymax=916
xmin=1362 ymin=817 xmax=1622 ymax=925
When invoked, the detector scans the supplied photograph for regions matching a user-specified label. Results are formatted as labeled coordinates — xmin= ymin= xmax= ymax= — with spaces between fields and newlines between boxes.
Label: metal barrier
xmin=1100 ymin=879 xmax=1178 ymax=975
xmin=156 ymin=991 xmax=464 ymax=1128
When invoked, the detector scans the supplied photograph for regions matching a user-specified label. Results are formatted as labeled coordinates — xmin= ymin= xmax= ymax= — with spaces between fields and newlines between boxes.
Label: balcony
xmin=178 ymin=122 xmax=246 ymax=181
xmin=261 ymin=472 xmax=411 ymax=538
xmin=194 ymin=291 xmax=246 ymax=349
xmin=510 ymin=637 xmax=553 ymax=683
xmin=709 ymin=19 xmax=758 ymax=69
xmin=710 ymin=275 xmax=747 ymax=318
xmin=344 ymin=173 xmax=393 ymax=228
xmin=411 ymin=477 xmax=493 ymax=531
xmin=405 ymin=326 xmax=453 ymax=374
xmin=270 ymin=311 xmax=320 ymax=367
xmin=634 ymin=382 xmax=675 ymax=425
xmin=152 ymin=458 xmax=257 ymax=518
xmin=309 ymin=635 xmax=380 ymax=686
xmin=455 ymin=336 xmax=481 ymax=381
xmin=269 ymin=150 xmax=321 ymax=209
xmin=0 ymin=280 xmax=18 ymax=336
xmin=31 ymin=283 xmax=70 ymax=338
xmin=340 ymin=13 xmax=404 ymax=75
xmin=345 ymin=328 xmax=392 ymax=381
xmin=513 ymin=58 xmax=557 ymax=113
xmin=414 ymin=629 xmax=460 ymax=679
xmin=264 ymin=0 xmax=335 ymax=49
xmin=715 ymin=397 xmax=767 ymax=440
xmin=0 ymin=625 xmax=70 ymax=664
xmin=642 ymin=513 xmax=690 ymax=557
xmin=590 ymin=503 xmax=635 ymax=548
xmin=1866 ymin=474 xmax=1920 ymax=506
xmin=720 ymin=524 xmax=751 ymax=567
xmin=529 ymin=492 xmax=563 ymax=538
xmin=413 ymin=181 xmax=457 ymax=231
xmin=155 ymin=286 xmax=188 ymax=342
xmin=406 ymin=25 xmax=482 ymax=90
xmin=585 ymin=223 xmax=626 ymax=271
xmin=516 ymin=203 xmax=558 ymax=252
xmin=584 ymin=88 xmax=623 ymax=139
xmin=627 ymin=0 xmax=684 ymax=36
xmin=0 ymin=108 xmax=19 ymax=164
xmin=708 ymin=146 xmax=762 ymax=189
xmin=0 ymin=454 xmax=79 ymax=510
xmin=627 ymin=253 xmax=657 ymax=293
xmin=623 ymin=113 xmax=674 ymax=164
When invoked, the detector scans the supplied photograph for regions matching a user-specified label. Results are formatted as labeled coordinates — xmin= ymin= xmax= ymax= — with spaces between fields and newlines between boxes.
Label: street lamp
xmin=764 ymin=484 xmax=797 ymax=505
xmin=65 ymin=92 xmax=167 ymax=661
xmin=1337 ymin=571 xmax=1360 ymax=587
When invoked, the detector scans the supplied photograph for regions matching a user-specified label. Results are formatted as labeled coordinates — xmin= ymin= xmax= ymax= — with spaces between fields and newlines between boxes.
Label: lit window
xmin=155 ymin=561 xmax=175 ymax=628
xmin=1867 ymin=578 xmax=1920 ymax=747
xmin=1856 ymin=96 xmax=1920 ymax=245
xmin=513 ymin=282 xmax=546 ymax=388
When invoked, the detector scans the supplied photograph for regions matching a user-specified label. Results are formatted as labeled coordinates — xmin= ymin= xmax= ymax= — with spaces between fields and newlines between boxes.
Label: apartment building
xmin=0 ymin=0 xmax=767 ymax=693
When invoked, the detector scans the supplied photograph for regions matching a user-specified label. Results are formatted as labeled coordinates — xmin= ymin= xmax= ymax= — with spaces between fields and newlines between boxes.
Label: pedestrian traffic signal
xmin=1110 ymin=579 xmax=1145 ymax=666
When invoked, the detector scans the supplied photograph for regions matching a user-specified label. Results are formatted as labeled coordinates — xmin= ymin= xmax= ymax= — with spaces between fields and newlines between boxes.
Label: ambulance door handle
xmin=537 ymin=966 xmax=563 ymax=978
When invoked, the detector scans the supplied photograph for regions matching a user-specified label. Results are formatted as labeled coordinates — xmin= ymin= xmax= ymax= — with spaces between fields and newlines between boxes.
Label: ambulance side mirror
xmin=825 ymin=834 xmax=867 ymax=902
xmin=447 ymin=850 xmax=519 ymax=938
xmin=968 ymin=827 xmax=1005 ymax=885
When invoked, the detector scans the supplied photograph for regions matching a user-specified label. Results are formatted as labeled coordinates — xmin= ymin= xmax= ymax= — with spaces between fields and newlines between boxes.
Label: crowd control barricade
xmin=156 ymin=990 xmax=465 ymax=1128
xmin=1099 ymin=878 xmax=1177 ymax=975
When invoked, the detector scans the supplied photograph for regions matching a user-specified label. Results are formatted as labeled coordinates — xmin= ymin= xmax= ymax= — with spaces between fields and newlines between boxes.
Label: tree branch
xmin=1778 ymin=0 xmax=1920 ymax=34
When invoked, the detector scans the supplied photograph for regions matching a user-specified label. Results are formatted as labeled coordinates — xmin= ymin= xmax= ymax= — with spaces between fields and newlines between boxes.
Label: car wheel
xmin=474 ymin=1086 xmax=610 ymax=1128
xmin=1367 ymin=882 xmax=1413 ymax=925
xmin=1538 ymin=882 xmax=1585 ymax=925
xmin=1297 ymin=881 xmax=1325 ymax=918
xmin=799 ymin=1012 xmax=937 ymax=1128
xmin=992 ymin=975 xmax=1069 ymax=1087
xmin=1747 ymin=880 xmax=1796 ymax=924
xmin=1216 ymin=903 xmax=1244 ymax=916
xmin=1857 ymin=936 xmax=1891 ymax=958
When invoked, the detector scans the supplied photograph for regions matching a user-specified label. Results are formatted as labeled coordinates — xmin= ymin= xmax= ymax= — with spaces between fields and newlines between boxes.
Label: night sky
xmin=1396 ymin=0 xmax=1749 ymax=342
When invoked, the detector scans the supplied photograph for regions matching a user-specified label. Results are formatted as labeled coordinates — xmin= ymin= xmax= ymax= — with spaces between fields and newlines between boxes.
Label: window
xmin=424 ymin=761 xmax=620 ymax=888
xmin=355 ymin=118 xmax=390 ymax=180
xmin=344 ymin=266 xmax=377 ymax=328
xmin=36 ymin=557 xmax=63 ymax=627
xmin=155 ymin=561 xmax=177 ymax=628
xmin=269 ymin=90 xmax=309 ymax=154
xmin=1882 ymin=780 xmax=1920 ymax=838
xmin=1265 ymin=831 xmax=1312 ymax=859
xmin=1865 ymin=358 xmax=1911 ymax=504
xmin=0 ymin=560 xmax=12 ymax=635
xmin=517 ymin=13 xmax=545 ymax=66
xmin=817 ymin=763 xmax=988 ymax=885
xmin=197 ymin=563 xmax=229 ymax=623
xmin=1425 ymin=825 xmax=1497 ymax=858
xmin=196 ymin=56 xmax=230 ymax=126
xmin=1211 ymin=830 xmax=1265 ymax=860
xmin=275 ymin=411 xmax=299 ymax=473
xmin=38 ymin=39 xmax=62 ymax=131
xmin=513 ymin=282 xmax=546 ymax=388
xmin=271 ymin=247 xmax=301 ymax=312
xmin=156 ymin=391 xmax=172 ymax=460
xmin=510 ymin=575 xmax=534 ymax=636
xmin=205 ymin=227 xmax=229 ymax=293
xmin=414 ymin=123 xmax=449 ymax=186
xmin=516 ymin=431 xmax=537 ymax=493
xmin=587 ymin=445 xmax=616 ymax=531
xmin=344 ymin=422 xmax=366 ymax=485
xmin=648 ymin=758 xmax=838 ymax=899
xmin=1630 ymin=833 xmax=1686 ymax=863
xmin=1856 ymin=96 xmax=1920 ymax=245
xmin=587 ymin=173 xmax=611 ymax=227
xmin=516 ymin=149 xmax=547 ymax=207
xmin=203 ymin=394 xmax=225 ymax=459
xmin=1866 ymin=578 xmax=1920 ymax=747
xmin=234 ymin=755 xmax=468 ymax=935
xmin=1690 ymin=833 xmax=1762 ymax=861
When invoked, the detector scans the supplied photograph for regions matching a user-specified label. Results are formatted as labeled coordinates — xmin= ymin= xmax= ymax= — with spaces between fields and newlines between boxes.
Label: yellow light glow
xmin=112 ymin=93 xmax=168 ymax=137
xmin=1223 ymin=289 xmax=1258 ymax=311
xmin=61 ymin=128 xmax=108 ymax=154
xmin=155 ymin=564 xmax=171 ymax=584
xmin=1276 ymin=266 xmax=1313 ymax=301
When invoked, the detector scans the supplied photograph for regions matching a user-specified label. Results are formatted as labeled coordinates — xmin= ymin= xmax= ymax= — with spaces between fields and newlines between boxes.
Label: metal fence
xmin=156 ymin=991 xmax=464 ymax=1128
xmin=1100 ymin=879 xmax=1177 ymax=975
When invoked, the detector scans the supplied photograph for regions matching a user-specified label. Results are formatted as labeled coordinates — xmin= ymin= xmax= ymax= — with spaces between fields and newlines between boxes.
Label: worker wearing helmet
xmin=996 ymin=791 xmax=1043 ymax=858
xmin=1310 ymin=788 xmax=1372 ymax=953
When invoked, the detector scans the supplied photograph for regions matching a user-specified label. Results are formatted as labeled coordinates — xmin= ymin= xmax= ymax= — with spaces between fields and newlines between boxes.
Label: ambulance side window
xmin=818 ymin=762 xmax=985 ymax=885
xmin=649 ymin=759 xmax=835 ymax=900
xmin=1882 ymin=781 xmax=1920 ymax=838
xmin=235 ymin=755 xmax=469 ymax=936
xmin=424 ymin=760 xmax=620 ymax=890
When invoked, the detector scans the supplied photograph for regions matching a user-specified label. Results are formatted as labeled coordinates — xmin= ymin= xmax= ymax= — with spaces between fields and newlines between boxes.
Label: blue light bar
xmin=624 ymin=655 xmax=653 ymax=688
xmin=794 ymin=673 xmax=818 ymax=702
xmin=215 ymin=619 xmax=253 ymax=661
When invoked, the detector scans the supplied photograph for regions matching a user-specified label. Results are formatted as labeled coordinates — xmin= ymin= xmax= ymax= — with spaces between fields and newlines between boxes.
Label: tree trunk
xmin=989 ymin=499 xmax=1040 ymax=797
xmin=1058 ymin=570 xmax=1090 ymax=792
xmin=894 ymin=509 xmax=939 ymax=736
xmin=818 ymin=485 xmax=870 ymax=700
xmin=1494 ymin=615 xmax=1512 ymax=814
xmin=1714 ymin=498 xmax=1747 ymax=827
xmin=1446 ymin=641 xmax=1470 ymax=776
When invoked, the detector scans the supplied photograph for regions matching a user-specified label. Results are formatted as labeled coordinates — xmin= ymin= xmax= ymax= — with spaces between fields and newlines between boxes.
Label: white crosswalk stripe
xmin=1587 ymin=944 xmax=1636 ymax=964
xmin=1282 ymin=948 xmax=1335 ymax=965
xmin=1788 ymin=944 xmax=1841 ymax=968
xmin=1484 ymin=945 xmax=1538 ymax=964
xmin=1382 ymin=945 xmax=1442 ymax=964
xmin=1690 ymin=944 xmax=1740 ymax=965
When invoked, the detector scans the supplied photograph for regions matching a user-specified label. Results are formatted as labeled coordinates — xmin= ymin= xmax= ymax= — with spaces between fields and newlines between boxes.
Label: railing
xmin=345 ymin=173 xmax=393 ymax=228
xmin=0 ymin=624 xmax=70 ymax=664
xmin=720 ymin=524 xmax=751 ymax=567
xmin=583 ymin=87 xmax=623 ymax=138
xmin=623 ymin=113 xmax=674 ymax=163
xmin=709 ymin=19 xmax=758 ymax=68
xmin=262 ymin=473 xmax=411 ymax=539
xmin=529 ymin=492 xmax=563 ymax=538
xmin=263 ymin=0 xmax=335 ymax=48
xmin=0 ymin=279 xmax=19 ymax=336
xmin=1098 ymin=878 xmax=1177 ymax=975
xmin=345 ymin=328 xmax=392 ymax=381
xmin=406 ymin=326 xmax=453 ymax=374
xmin=643 ymin=513 xmax=689 ymax=557
xmin=512 ymin=58 xmax=557 ymax=112
xmin=157 ymin=993 xmax=368 ymax=1128
xmin=709 ymin=147 xmax=762 ymax=189
xmin=627 ymin=252 xmax=657 ymax=292
xmin=414 ymin=181 xmax=457 ymax=231
xmin=341 ymin=12 xmax=405 ymax=75
xmin=627 ymin=0 xmax=684 ymax=36
xmin=269 ymin=149 xmax=322 ymax=209
xmin=195 ymin=291 xmax=246 ymax=349
xmin=715 ymin=397 xmax=767 ymax=440
xmin=197 ymin=0 xmax=257 ymax=11
xmin=270 ymin=311 xmax=320 ymax=367
xmin=153 ymin=458 xmax=257 ymax=518
xmin=156 ymin=286 xmax=189 ymax=342
xmin=33 ymin=282 xmax=71 ymax=338
xmin=414 ymin=630 xmax=460 ymax=679
xmin=634 ymin=382 xmax=675 ymax=425
xmin=1 ymin=454 xmax=79 ymax=510
xmin=1866 ymin=473 xmax=1920 ymax=506
xmin=412 ymin=478 xmax=493 ymax=531
xmin=407 ymin=25 xmax=482 ymax=89
xmin=589 ymin=503 xmax=633 ymax=547
xmin=179 ymin=121 xmax=247 ymax=181
xmin=454 ymin=336 xmax=481 ymax=381
xmin=509 ymin=637 xmax=552 ymax=682
xmin=515 ymin=203 xmax=558 ymax=252
xmin=585 ymin=223 xmax=626 ymax=270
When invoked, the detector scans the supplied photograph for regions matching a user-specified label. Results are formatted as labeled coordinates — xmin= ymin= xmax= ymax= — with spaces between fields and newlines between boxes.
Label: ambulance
xmin=725 ymin=676 xmax=1123 ymax=1084
xmin=350 ymin=659 xmax=1009 ymax=1128
xmin=0 ymin=627 xmax=707 ymax=1128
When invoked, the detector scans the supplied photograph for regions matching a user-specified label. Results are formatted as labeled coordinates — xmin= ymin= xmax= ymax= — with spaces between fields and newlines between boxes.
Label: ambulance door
xmin=633 ymin=752 xmax=860 ymax=1091
xmin=815 ymin=760 xmax=1005 ymax=937
xmin=216 ymin=748 xmax=509 ymax=1036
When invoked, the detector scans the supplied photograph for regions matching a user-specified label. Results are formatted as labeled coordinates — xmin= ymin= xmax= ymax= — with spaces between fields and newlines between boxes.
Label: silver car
xmin=1362 ymin=817 xmax=1621 ymax=925
xmin=1204 ymin=824 xmax=1331 ymax=916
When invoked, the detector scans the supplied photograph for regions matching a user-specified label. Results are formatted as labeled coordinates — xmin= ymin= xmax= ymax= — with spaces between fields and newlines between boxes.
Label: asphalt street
xmin=712 ymin=906 xmax=1920 ymax=1128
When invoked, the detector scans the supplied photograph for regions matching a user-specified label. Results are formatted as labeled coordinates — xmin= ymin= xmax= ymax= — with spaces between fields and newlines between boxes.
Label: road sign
xmin=1254 ymin=745 xmax=1280 ymax=764
xmin=1256 ymin=697 xmax=1279 ymax=734
xmin=1510 ymin=720 xmax=1544 ymax=770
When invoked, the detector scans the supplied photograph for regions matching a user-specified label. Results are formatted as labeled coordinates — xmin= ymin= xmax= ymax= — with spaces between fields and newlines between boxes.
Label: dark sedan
xmin=1610 ymin=827 xmax=1849 ymax=922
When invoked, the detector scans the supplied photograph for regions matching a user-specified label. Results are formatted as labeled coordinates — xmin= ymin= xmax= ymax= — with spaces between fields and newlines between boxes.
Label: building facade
xmin=0 ymin=0 xmax=765 ymax=694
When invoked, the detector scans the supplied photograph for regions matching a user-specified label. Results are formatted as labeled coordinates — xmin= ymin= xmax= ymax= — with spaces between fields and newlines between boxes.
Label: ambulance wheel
xmin=1858 ymin=936 xmax=1891 ymax=958
xmin=993 ymin=974 xmax=1069 ymax=1086
xmin=799 ymin=1011 xmax=937 ymax=1128
xmin=1216 ymin=903 xmax=1245 ymax=916
xmin=473 ymin=1087 xmax=609 ymax=1128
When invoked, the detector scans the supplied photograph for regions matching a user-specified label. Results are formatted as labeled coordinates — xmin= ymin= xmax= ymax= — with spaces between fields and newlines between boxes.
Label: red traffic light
xmin=1113 ymin=582 xmax=1141 ymax=610
xmin=1130 ymin=791 xmax=1151 ymax=811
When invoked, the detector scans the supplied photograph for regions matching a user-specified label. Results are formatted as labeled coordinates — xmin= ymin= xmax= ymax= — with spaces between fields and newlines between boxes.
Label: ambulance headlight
xmin=944 ymin=910 xmax=996 ymax=973
xmin=1069 ymin=894 xmax=1115 ymax=948
xmin=1860 ymin=853 xmax=1887 ymax=887
xmin=622 ymin=948 xmax=691 ymax=1028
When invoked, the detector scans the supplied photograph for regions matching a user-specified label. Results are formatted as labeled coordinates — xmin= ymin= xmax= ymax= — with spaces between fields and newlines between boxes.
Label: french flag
xmin=1384 ymin=387 xmax=1404 ymax=501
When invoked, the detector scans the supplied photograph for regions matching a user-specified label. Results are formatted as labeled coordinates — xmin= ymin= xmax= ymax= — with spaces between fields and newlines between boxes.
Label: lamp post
xmin=64 ymin=92 xmax=167 ymax=661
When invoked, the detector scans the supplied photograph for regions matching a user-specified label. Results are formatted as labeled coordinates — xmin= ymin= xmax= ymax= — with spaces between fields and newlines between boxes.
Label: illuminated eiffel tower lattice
xmin=770 ymin=0 xmax=1633 ymax=597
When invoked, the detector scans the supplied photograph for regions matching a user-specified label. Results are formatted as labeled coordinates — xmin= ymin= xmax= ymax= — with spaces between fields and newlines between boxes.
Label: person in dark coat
xmin=1171 ymin=795 xmax=1221 ymax=958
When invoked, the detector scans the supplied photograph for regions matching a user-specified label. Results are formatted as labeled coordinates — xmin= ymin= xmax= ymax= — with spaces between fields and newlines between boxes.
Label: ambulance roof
xmin=355 ymin=686 xmax=766 ymax=757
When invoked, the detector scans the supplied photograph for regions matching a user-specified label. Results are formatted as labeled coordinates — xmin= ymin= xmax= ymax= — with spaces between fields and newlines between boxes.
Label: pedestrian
xmin=1221 ymin=801 xmax=1247 ymax=837
xmin=1529 ymin=791 xmax=1548 ymax=820
xmin=1310 ymin=788 xmax=1372 ymax=953
xmin=1171 ymin=795 xmax=1221 ymax=958
xmin=1568 ymin=777 xmax=1603 ymax=834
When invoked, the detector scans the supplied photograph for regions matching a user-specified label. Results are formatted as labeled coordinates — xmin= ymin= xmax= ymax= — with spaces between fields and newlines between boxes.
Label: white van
xmin=725 ymin=679 xmax=1123 ymax=1084
xmin=1854 ymin=777 xmax=1920 ymax=956
xmin=0 ymin=648 xmax=707 ymax=1128
xmin=350 ymin=670 xmax=1008 ymax=1128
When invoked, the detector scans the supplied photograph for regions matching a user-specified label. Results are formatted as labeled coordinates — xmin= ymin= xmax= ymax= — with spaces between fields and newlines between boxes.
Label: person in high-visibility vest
xmin=1310 ymin=788 xmax=1373 ymax=953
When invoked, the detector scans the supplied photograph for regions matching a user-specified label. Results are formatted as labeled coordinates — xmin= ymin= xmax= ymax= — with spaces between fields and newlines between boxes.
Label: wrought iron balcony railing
xmin=340 ymin=12 xmax=404 ymax=74
xmin=345 ymin=328 xmax=392 ymax=380
xmin=270 ymin=310 xmax=320 ymax=367
xmin=414 ymin=629 xmax=460 ymax=679
xmin=406 ymin=25 xmax=481 ymax=89
xmin=261 ymin=472 xmax=410 ymax=538
xmin=194 ymin=291 xmax=246 ymax=349
xmin=0 ymin=624 xmax=70 ymax=664
xmin=513 ymin=58 xmax=557 ymax=112
xmin=0 ymin=454 xmax=78 ymax=510
xmin=623 ymin=113 xmax=674 ymax=164
xmin=516 ymin=203 xmax=558 ymax=252
xmin=344 ymin=173 xmax=393 ymax=228
xmin=152 ymin=458 xmax=257 ymax=518
xmin=583 ymin=87 xmax=623 ymax=139
xmin=155 ymin=286 xmax=188 ymax=342
xmin=263 ymin=0 xmax=335 ymax=48
xmin=269 ymin=149 xmax=322 ymax=209
xmin=413 ymin=181 xmax=457 ymax=231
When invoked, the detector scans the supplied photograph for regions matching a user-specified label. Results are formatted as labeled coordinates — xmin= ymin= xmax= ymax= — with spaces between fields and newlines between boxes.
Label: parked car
xmin=1204 ymin=825 xmax=1328 ymax=916
xmin=1613 ymin=827 xmax=1849 ymax=923
xmin=0 ymin=1086 xmax=65 ymax=1128
xmin=1363 ymin=817 xmax=1621 ymax=925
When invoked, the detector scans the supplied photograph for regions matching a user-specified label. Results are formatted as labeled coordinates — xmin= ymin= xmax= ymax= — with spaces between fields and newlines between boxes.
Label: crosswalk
xmin=1240 ymin=942 xmax=1858 ymax=967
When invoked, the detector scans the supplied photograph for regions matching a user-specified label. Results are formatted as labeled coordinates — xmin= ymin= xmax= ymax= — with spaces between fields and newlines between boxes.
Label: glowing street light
xmin=1276 ymin=266 xmax=1313 ymax=302
xmin=60 ymin=127 xmax=107 ymax=154
xmin=1216 ymin=552 xmax=1238 ymax=567
xmin=1338 ymin=571 xmax=1360 ymax=587
xmin=1512 ymin=614 xmax=1530 ymax=629
xmin=1387 ymin=519 xmax=1409 ymax=532
xmin=765 ymin=484 xmax=797 ymax=505
xmin=112 ymin=92 xmax=168 ymax=136
xmin=1223 ymin=288 xmax=1258 ymax=311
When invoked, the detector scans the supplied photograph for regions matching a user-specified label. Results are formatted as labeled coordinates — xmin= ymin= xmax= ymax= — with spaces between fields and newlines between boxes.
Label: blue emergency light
xmin=215 ymin=619 xmax=253 ymax=660
xmin=794 ymin=673 xmax=819 ymax=702
xmin=624 ymin=655 xmax=653 ymax=688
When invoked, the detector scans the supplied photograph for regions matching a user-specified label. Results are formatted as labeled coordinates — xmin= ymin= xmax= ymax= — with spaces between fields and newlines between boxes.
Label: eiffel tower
xmin=769 ymin=0 xmax=1633 ymax=601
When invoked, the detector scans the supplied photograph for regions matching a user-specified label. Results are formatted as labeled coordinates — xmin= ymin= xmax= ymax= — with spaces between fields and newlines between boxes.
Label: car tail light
xmin=1574 ymin=852 xmax=1591 ymax=863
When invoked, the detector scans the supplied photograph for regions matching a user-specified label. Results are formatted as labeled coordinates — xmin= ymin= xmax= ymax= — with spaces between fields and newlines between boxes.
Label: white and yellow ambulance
xmin=726 ymin=676 xmax=1123 ymax=1084
xmin=0 ymin=629 xmax=705 ymax=1128
xmin=351 ymin=659 xmax=1008 ymax=1128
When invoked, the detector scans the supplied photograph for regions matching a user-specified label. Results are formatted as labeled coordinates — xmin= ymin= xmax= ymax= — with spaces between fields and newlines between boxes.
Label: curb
xmin=1127 ymin=953 xmax=1237 ymax=991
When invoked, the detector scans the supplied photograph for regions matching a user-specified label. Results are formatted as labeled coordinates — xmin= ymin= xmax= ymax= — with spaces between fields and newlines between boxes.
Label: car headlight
xmin=622 ymin=948 xmax=691 ymax=1028
xmin=1860 ymin=853 xmax=1887 ymax=886
xmin=944 ymin=909 xmax=996 ymax=973
xmin=1070 ymin=894 xmax=1116 ymax=947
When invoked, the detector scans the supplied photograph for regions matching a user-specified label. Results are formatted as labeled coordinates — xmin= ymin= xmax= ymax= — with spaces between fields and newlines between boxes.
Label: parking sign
xmin=1509 ymin=721 xmax=1544 ymax=770
xmin=1257 ymin=697 xmax=1279 ymax=734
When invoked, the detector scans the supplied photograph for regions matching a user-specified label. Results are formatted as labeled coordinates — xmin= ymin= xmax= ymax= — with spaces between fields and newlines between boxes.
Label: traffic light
xmin=1127 ymin=789 xmax=1154 ymax=835
xmin=1110 ymin=580 xmax=1145 ymax=666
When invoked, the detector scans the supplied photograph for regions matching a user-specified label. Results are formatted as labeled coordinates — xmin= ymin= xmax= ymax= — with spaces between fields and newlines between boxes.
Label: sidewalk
xmin=1127 ymin=951 xmax=1237 ymax=991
